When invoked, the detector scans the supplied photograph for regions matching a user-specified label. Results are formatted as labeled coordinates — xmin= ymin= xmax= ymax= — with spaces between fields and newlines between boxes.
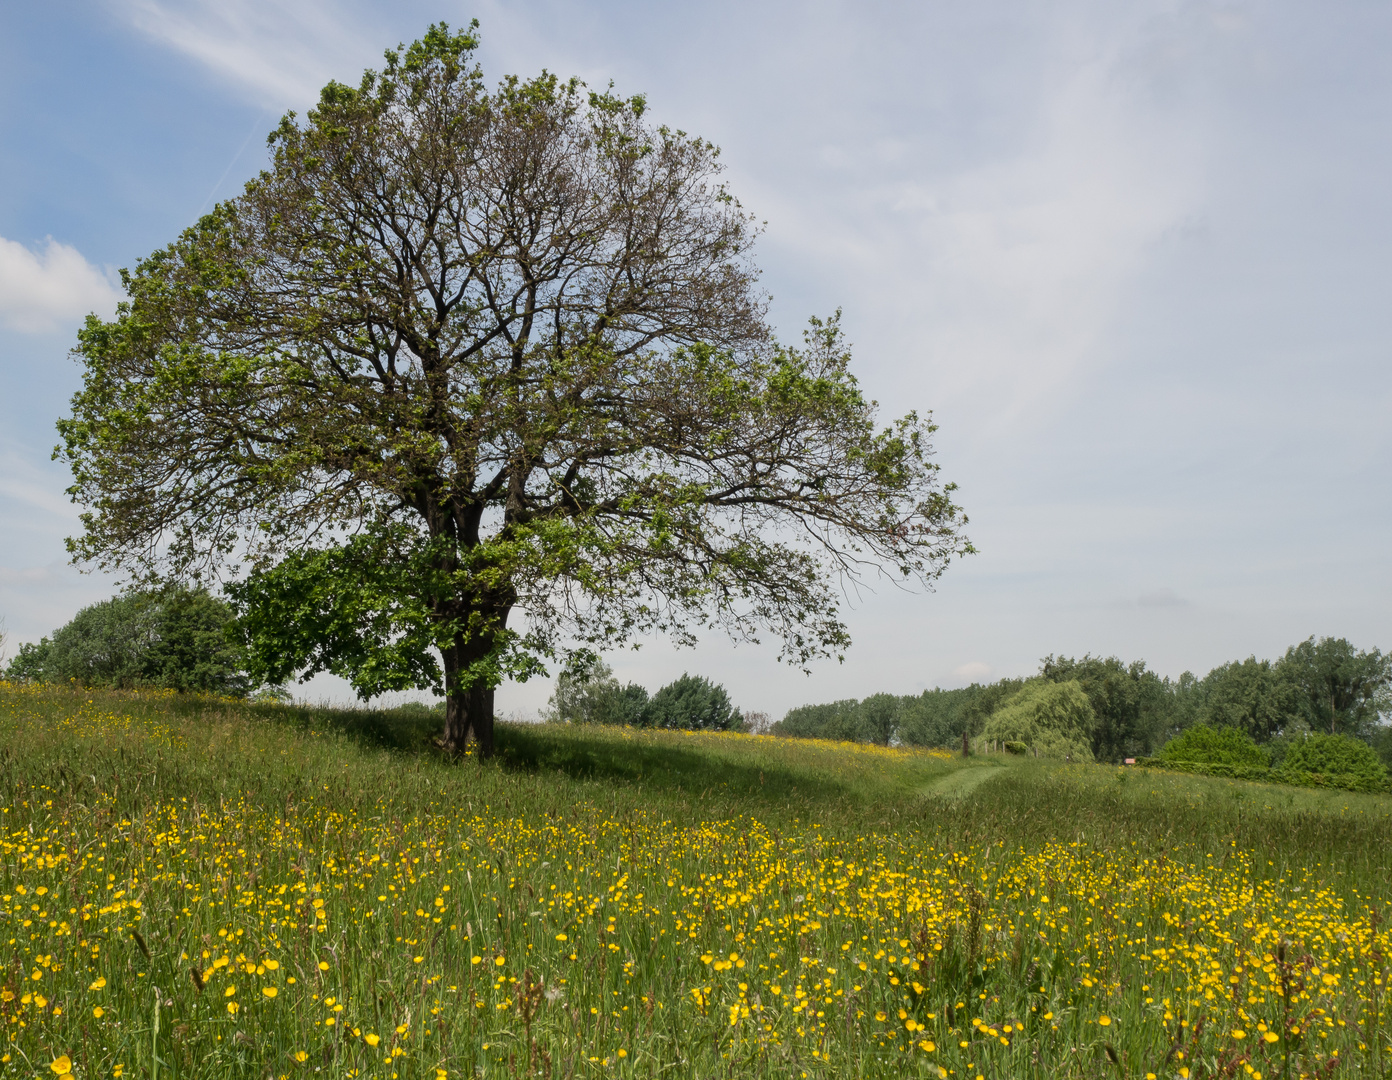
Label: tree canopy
xmin=1277 ymin=637 xmax=1391 ymax=738
xmin=542 ymin=653 xmax=650 ymax=727
xmin=981 ymin=680 xmax=1096 ymax=762
xmin=1197 ymin=657 xmax=1298 ymax=743
xmin=644 ymin=674 xmax=742 ymax=732
xmin=58 ymin=24 xmax=969 ymax=754
xmin=1040 ymin=654 xmax=1170 ymax=762
xmin=541 ymin=660 xmax=739 ymax=731
xmin=3 ymin=586 xmax=253 ymax=696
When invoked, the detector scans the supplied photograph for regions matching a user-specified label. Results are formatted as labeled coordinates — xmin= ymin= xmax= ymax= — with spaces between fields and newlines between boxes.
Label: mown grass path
xmin=919 ymin=762 xmax=1010 ymax=800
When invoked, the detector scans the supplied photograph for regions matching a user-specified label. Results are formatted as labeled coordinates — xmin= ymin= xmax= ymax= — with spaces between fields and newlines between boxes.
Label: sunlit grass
xmin=3 ymin=682 xmax=1391 ymax=1079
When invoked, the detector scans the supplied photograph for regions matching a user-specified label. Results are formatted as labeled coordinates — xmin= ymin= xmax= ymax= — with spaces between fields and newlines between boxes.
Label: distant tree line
xmin=3 ymin=585 xmax=257 ymax=696
xmin=771 ymin=637 xmax=1392 ymax=765
xmin=10 ymin=589 xmax=1386 ymax=771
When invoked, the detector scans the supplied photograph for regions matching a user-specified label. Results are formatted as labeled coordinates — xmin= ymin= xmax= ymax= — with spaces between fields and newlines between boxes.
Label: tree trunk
xmin=439 ymin=607 xmax=510 ymax=758
xmin=441 ymin=679 xmax=495 ymax=758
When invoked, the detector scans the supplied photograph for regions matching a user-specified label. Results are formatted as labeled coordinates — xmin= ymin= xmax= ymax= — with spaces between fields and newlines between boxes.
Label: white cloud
xmin=698 ymin=6 xmax=1231 ymax=475
xmin=0 ymin=236 xmax=123 ymax=334
xmin=768 ymin=56 xmax=1202 ymax=442
xmin=952 ymin=661 xmax=993 ymax=681
xmin=115 ymin=0 xmax=383 ymax=108
xmin=0 ymin=470 xmax=77 ymax=521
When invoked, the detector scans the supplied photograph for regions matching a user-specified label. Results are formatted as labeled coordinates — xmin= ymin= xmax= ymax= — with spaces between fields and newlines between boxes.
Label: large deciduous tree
xmin=58 ymin=24 xmax=970 ymax=755
xmin=1199 ymin=656 xmax=1299 ymax=743
xmin=1277 ymin=636 xmax=1391 ymax=738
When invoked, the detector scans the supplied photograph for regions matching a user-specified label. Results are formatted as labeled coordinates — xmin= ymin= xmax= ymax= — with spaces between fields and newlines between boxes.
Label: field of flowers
xmin=3 ymin=684 xmax=1392 ymax=1079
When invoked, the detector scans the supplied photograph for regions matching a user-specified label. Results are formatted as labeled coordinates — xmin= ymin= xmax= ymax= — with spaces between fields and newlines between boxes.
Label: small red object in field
xmin=1124 ymin=758 xmax=1136 ymax=765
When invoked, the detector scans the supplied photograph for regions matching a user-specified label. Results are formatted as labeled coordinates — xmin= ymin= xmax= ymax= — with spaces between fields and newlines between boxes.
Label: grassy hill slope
xmin=3 ymin=684 xmax=1391 ymax=1079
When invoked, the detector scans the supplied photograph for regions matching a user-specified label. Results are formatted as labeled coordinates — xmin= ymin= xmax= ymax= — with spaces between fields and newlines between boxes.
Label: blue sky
xmin=2 ymin=0 xmax=1390 ymax=717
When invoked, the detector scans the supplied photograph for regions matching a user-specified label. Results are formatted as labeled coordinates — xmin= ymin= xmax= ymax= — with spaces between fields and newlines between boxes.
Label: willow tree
xmin=59 ymin=24 xmax=970 ymax=755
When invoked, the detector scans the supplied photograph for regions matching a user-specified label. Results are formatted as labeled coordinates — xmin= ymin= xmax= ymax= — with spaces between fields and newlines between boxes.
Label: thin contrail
xmin=196 ymin=109 xmax=268 ymax=218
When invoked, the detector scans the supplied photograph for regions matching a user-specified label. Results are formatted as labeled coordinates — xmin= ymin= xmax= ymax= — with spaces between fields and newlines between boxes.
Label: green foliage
xmin=1141 ymin=730 xmax=1391 ymax=794
xmin=749 ymin=635 xmax=1392 ymax=765
xmin=544 ymin=654 xmax=650 ymax=727
xmin=1163 ymin=670 xmax=1208 ymax=733
xmin=1265 ymin=719 xmax=1313 ymax=770
xmin=1134 ymin=758 xmax=1275 ymax=783
xmin=644 ymin=673 xmax=743 ymax=732
xmin=1370 ymin=724 xmax=1392 ymax=772
xmin=955 ymin=678 xmax=1029 ymax=740
xmin=773 ymin=684 xmax=1007 ymax=747
xmin=544 ymin=659 xmax=737 ymax=731
xmin=896 ymin=685 xmax=986 ymax=747
xmin=1277 ymin=637 xmax=1392 ymax=739
xmin=1199 ymin=657 xmax=1298 ymax=741
xmin=1280 ymin=733 xmax=1389 ymax=790
xmin=856 ymin=692 xmax=900 ymax=746
xmin=4 ymin=585 xmax=253 ymax=695
xmin=224 ymin=525 xmax=546 ymax=701
xmin=773 ymin=700 xmax=864 ymax=741
xmin=1040 ymin=655 xmax=1171 ymax=763
xmin=981 ymin=680 xmax=1096 ymax=762
xmin=593 ymin=683 xmax=652 ymax=728
xmin=1157 ymin=724 xmax=1271 ymax=769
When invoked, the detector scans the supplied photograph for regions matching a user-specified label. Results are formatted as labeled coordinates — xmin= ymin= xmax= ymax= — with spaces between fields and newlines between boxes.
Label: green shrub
xmin=1003 ymin=740 xmax=1028 ymax=755
xmin=1158 ymin=724 xmax=1270 ymax=769
xmin=590 ymin=682 xmax=651 ymax=727
xmin=645 ymin=673 xmax=742 ymax=732
xmin=544 ymin=655 xmax=649 ymax=726
xmin=4 ymin=585 xmax=254 ymax=696
xmin=1134 ymin=758 xmax=1272 ymax=782
xmin=982 ymin=680 xmax=1096 ymax=762
xmin=1279 ymin=734 xmax=1388 ymax=791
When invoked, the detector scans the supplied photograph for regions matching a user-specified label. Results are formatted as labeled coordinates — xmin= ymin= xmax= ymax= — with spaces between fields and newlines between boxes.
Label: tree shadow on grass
xmin=214 ymin=703 xmax=869 ymax=811
xmin=494 ymin=722 xmax=858 ymax=808
xmin=230 ymin=699 xmax=445 ymax=753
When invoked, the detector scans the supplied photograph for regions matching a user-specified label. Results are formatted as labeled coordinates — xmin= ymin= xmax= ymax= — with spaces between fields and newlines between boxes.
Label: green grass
xmin=3 ymin=684 xmax=1392 ymax=1080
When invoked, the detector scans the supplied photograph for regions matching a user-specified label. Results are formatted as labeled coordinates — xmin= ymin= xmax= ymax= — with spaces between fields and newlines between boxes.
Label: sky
xmin=2 ymin=0 xmax=1390 ymax=718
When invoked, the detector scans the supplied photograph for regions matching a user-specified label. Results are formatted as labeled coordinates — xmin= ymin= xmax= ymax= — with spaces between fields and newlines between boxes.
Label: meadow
xmin=3 ymin=684 xmax=1392 ymax=1079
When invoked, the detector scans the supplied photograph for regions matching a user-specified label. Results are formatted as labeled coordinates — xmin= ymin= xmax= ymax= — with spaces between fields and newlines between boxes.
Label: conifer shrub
xmin=644 ymin=673 xmax=743 ymax=731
